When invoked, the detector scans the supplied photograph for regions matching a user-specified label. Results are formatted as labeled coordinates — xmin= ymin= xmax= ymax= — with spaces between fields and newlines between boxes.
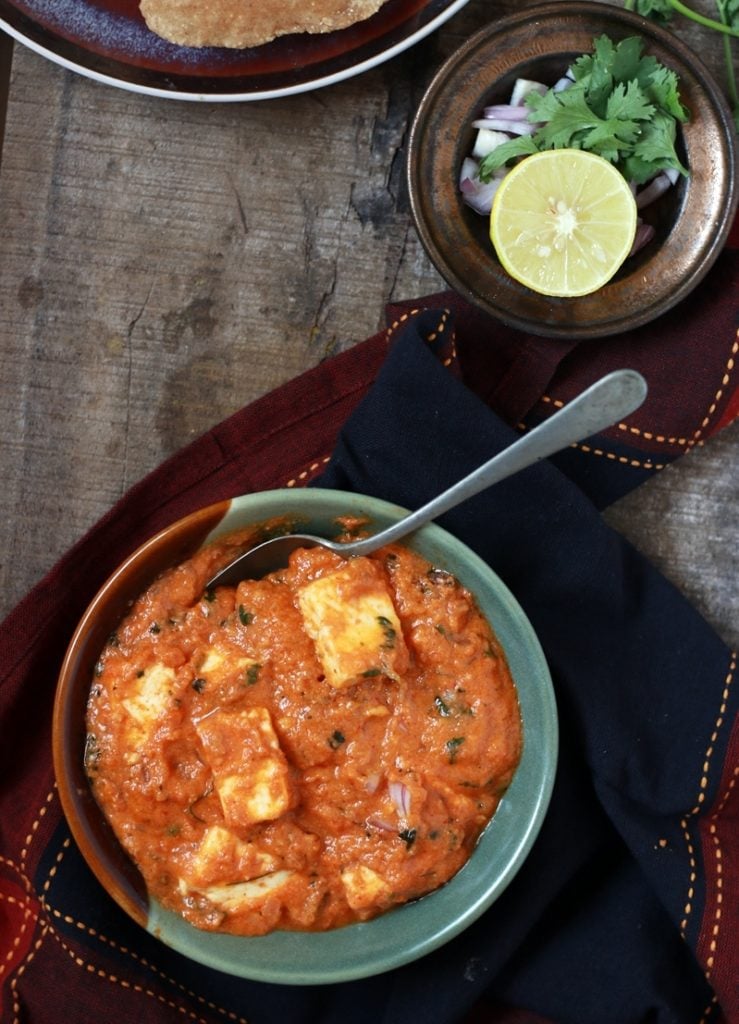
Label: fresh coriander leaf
xmin=328 ymin=730 xmax=345 ymax=749
xmin=725 ymin=0 xmax=739 ymax=29
xmin=611 ymin=35 xmax=647 ymax=84
xmin=605 ymin=79 xmax=654 ymax=124
xmin=631 ymin=0 xmax=675 ymax=23
xmin=644 ymin=64 xmax=689 ymax=121
xmin=446 ymin=736 xmax=465 ymax=763
xmin=631 ymin=109 xmax=689 ymax=177
xmin=531 ymin=89 xmax=610 ymax=150
xmin=398 ymin=828 xmax=417 ymax=848
xmin=245 ymin=663 xmax=261 ymax=686
xmin=478 ymin=134 xmax=538 ymax=179
xmin=434 ymin=695 xmax=452 ymax=717
xmin=578 ymin=125 xmax=632 ymax=163
xmin=571 ymin=46 xmax=613 ymax=116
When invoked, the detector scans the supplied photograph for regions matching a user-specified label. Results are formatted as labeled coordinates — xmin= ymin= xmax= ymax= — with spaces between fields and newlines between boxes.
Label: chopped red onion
xmin=509 ymin=78 xmax=547 ymax=106
xmin=636 ymin=172 xmax=674 ymax=209
xmin=365 ymin=772 xmax=381 ymax=794
xmin=471 ymin=117 xmax=536 ymax=135
xmin=472 ymin=127 xmax=510 ymax=159
xmin=482 ymin=103 xmax=530 ymax=120
xmin=459 ymin=157 xmax=502 ymax=215
xmin=366 ymin=815 xmax=396 ymax=833
xmin=630 ymin=220 xmax=656 ymax=255
xmin=553 ymin=76 xmax=573 ymax=92
xmin=388 ymin=780 xmax=411 ymax=818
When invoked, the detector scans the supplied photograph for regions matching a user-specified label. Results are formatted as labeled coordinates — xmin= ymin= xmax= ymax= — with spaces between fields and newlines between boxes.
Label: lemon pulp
xmin=490 ymin=149 xmax=638 ymax=298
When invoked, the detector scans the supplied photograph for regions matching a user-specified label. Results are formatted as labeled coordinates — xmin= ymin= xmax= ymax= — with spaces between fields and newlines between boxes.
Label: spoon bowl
xmin=208 ymin=368 xmax=647 ymax=588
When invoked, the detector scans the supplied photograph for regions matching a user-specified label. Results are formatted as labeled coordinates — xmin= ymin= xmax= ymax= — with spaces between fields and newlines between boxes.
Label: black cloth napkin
xmin=309 ymin=310 xmax=737 ymax=1024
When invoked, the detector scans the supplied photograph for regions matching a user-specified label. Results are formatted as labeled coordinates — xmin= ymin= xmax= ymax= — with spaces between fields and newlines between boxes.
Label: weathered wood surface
xmin=0 ymin=0 xmax=736 ymax=648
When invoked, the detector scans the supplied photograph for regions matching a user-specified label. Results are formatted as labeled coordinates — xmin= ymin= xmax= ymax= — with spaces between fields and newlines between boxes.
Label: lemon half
xmin=490 ymin=149 xmax=638 ymax=298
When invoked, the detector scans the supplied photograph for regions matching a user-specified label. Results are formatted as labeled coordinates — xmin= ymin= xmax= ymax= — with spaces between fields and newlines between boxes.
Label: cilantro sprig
xmin=479 ymin=34 xmax=690 ymax=185
xmin=625 ymin=0 xmax=739 ymax=130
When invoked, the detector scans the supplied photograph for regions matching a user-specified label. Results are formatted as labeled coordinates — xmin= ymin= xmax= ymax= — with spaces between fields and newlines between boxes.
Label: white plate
xmin=0 ymin=0 xmax=470 ymax=101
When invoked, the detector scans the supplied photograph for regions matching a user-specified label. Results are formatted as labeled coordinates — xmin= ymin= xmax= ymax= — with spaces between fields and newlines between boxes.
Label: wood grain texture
xmin=0 ymin=0 xmax=736 ymax=649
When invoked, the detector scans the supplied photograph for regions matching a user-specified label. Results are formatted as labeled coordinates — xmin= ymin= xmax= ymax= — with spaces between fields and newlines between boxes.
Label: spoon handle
xmin=347 ymin=368 xmax=647 ymax=555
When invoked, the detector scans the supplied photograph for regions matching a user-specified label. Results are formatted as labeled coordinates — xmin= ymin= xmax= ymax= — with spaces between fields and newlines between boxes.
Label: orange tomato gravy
xmin=86 ymin=532 xmax=522 ymax=935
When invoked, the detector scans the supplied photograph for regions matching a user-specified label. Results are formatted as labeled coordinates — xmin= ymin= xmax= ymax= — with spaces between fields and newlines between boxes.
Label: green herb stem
xmin=716 ymin=0 xmax=739 ymax=121
xmin=626 ymin=0 xmax=739 ymax=129
xmin=666 ymin=0 xmax=739 ymax=36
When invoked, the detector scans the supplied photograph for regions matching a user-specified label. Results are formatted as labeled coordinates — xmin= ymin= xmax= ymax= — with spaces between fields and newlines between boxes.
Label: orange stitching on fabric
xmin=699 ymin=994 xmax=719 ymax=1024
xmin=385 ymin=307 xmax=421 ymax=344
xmin=0 ymin=891 xmax=38 ymax=979
xmin=705 ymin=822 xmax=722 ymax=973
xmin=34 ymin=808 xmax=250 ymax=1024
xmin=41 ymin=836 xmax=70 ymax=898
xmin=576 ymin=443 xmax=665 ymax=470
xmin=518 ymin=412 xmax=665 ymax=469
xmin=9 ymin=923 xmax=48 ymax=1024
xmin=46 ymin=926 xmax=221 ymax=1024
xmin=541 ymin=332 xmax=739 ymax=446
xmin=421 ymin=309 xmax=456 ymax=367
xmin=699 ymin=656 xmax=737 ymax=977
xmin=0 ymin=853 xmax=32 ymax=893
xmin=44 ymin=905 xmax=249 ymax=1022
xmin=542 ymin=392 xmax=687 ymax=449
xmin=679 ymin=654 xmax=736 ymax=950
xmin=694 ymin=332 xmax=739 ymax=440
xmin=286 ymin=455 xmax=331 ymax=488
xmin=20 ymin=787 xmax=56 ymax=865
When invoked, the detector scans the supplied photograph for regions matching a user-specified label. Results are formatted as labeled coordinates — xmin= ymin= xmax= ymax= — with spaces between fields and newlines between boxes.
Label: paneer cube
xmin=195 ymin=707 xmax=292 ymax=827
xmin=181 ymin=825 xmax=277 ymax=889
xmin=197 ymin=644 xmax=259 ymax=685
xmin=297 ymin=557 xmax=409 ymax=688
xmin=122 ymin=662 xmax=176 ymax=746
xmin=122 ymin=662 xmax=176 ymax=724
xmin=198 ymin=871 xmax=295 ymax=913
xmin=340 ymin=864 xmax=391 ymax=911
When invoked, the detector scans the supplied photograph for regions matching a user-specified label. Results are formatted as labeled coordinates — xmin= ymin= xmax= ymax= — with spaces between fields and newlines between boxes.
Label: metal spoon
xmin=208 ymin=368 xmax=647 ymax=587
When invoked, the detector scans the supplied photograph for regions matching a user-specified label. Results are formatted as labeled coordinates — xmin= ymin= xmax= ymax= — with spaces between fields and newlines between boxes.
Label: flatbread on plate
xmin=139 ymin=0 xmax=390 ymax=48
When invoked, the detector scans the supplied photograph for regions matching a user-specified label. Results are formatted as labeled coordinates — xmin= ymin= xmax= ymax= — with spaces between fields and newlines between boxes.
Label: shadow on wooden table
xmin=0 ymin=32 xmax=12 ymax=173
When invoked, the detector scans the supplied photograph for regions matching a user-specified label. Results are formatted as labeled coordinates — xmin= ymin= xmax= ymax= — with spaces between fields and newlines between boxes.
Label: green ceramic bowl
xmin=53 ymin=488 xmax=557 ymax=984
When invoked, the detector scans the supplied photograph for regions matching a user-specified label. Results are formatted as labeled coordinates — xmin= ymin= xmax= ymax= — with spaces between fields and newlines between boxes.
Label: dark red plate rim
xmin=0 ymin=0 xmax=470 ymax=98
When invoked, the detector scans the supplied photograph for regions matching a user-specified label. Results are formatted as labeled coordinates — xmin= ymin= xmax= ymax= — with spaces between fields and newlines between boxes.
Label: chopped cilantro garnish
xmin=446 ymin=736 xmax=466 ymax=763
xmin=434 ymin=695 xmax=452 ymax=717
xmin=239 ymin=605 xmax=254 ymax=625
xmin=399 ymin=828 xmax=417 ymax=848
xmin=479 ymin=33 xmax=690 ymax=185
xmin=377 ymin=615 xmax=396 ymax=649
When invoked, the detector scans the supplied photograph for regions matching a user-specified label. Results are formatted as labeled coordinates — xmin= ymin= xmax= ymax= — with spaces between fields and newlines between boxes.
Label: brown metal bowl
xmin=407 ymin=1 xmax=738 ymax=339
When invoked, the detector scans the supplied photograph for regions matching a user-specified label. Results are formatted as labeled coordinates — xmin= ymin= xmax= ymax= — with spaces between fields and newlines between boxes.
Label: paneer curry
xmin=85 ymin=532 xmax=522 ymax=935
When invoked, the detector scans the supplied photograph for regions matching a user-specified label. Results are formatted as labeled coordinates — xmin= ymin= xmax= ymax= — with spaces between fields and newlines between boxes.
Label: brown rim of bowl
xmin=52 ymin=499 xmax=231 ymax=928
xmin=407 ymin=1 xmax=738 ymax=339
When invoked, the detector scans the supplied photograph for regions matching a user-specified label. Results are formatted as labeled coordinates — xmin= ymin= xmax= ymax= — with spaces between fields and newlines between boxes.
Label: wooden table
xmin=0 ymin=0 xmax=736 ymax=649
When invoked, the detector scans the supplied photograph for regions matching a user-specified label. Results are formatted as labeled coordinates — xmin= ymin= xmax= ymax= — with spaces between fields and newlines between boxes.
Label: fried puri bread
xmin=139 ymin=0 xmax=390 ymax=48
